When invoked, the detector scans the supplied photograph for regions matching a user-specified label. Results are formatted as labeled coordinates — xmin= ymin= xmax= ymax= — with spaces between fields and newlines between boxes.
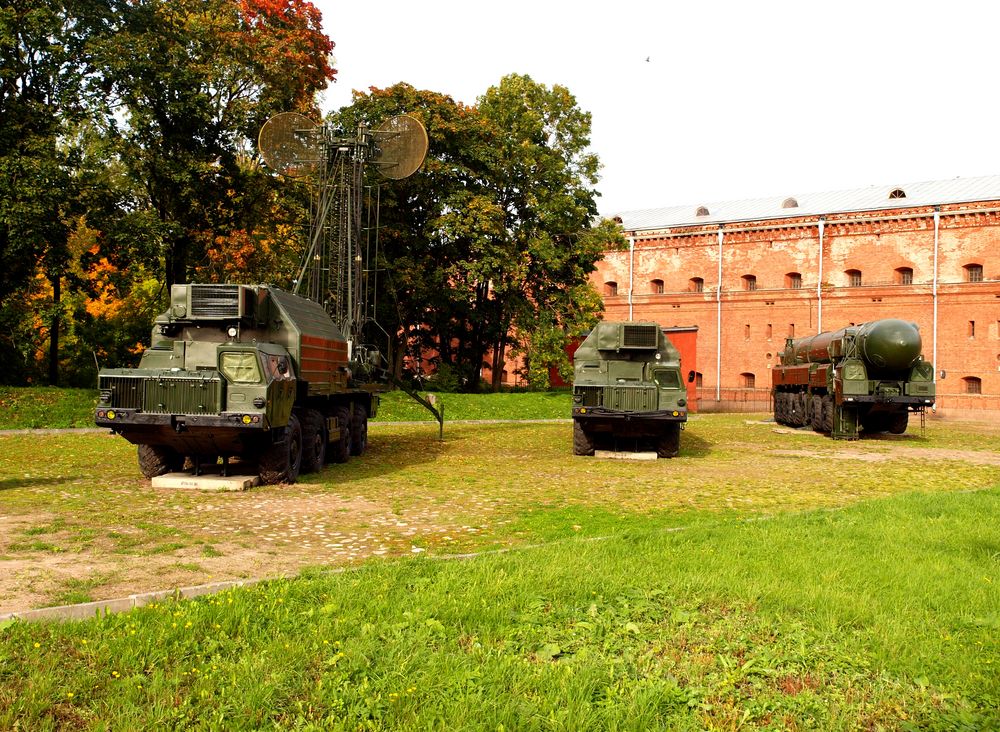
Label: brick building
xmin=596 ymin=176 xmax=1000 ymax=416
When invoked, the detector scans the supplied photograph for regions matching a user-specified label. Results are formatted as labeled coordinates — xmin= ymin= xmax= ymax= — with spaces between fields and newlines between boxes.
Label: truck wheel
xmin=329 ymin=406 xmax=352 ymax=464
xmin=656 ymin=423 xmax=681 ymax=458
xmin=259 ymin=414 xmax=303 ymax=484
xmin=137 ymin=444 xmax=183 ymax=478
xmin=888 ymin=411 xmax=909 ymax=434
xmin=811 ymin=395 xmax=824 ymax=432
xmin=300 ymin=409 xmax=326 ymax=474
xmin=573 ymin=420 xmax=595 ymax=456
xmin=822 ymin=395 xmax=834 ymax=433
xmin=350 ymin=408 xmax=368 ymax=456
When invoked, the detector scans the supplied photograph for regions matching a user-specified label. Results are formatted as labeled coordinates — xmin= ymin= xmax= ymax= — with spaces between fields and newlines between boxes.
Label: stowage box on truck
xmin=95 ymin=283 xmax=376 ymax=484
xmin=571 ymin=321 xmax=689 ymax=458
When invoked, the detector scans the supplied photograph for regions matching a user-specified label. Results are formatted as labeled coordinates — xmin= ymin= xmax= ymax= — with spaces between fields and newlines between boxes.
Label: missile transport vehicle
xmin=572 ymin=321 xmax=689 ymax=457
xmin=772 ymin=318 xmax=935 ymax=439
xmin=96 ymin=283 xmax=374 ymax=483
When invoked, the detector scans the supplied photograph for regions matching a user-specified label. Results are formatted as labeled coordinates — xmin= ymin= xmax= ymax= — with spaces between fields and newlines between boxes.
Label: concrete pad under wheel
xmin=152 ymin=471 xmax=259 ymax=491
xmin=593 ymin=450 xmax=659 ymax=461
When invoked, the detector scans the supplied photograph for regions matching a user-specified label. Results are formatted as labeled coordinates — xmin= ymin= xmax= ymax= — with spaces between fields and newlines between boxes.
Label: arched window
xmin=650 ymin=279 xmax=664 ymax=294
xmin=781 ymin=197 xmax=798 ymax=208
xmin=964 ymin=263 xmax=984 ymax=283
xmin=963 ymin=376 xmax=982 ymax=394
xmin=689 ymin=277 xmax=704 ymax=293
xmin=785 ymin=272 xmax=802 ymax=289
xmin=740 ymin=372 xmax=756 ymax=388
xmin=605 ymin=281 xmax=618 ymax=296
xmin=889 ymin=188 xmax=907 ymax=199
xmin=845 ymin=269 xmax=862 ymax=287
xmin=895 ymin=267 xmax=913 ymax=285
xmin=694 ymin=372 xmax=704 ymax=387
xmin=695 ymin=206 xmax=710 ymax=217
xmin=742 ymin=274 xmax=757 ymax=291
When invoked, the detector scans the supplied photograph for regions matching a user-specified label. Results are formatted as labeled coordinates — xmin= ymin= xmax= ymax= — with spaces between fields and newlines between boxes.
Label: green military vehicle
xmin=571 ymin=321 xmax=689 ymax=458
xmin=95 ymin=283 xmax=375 ymax=484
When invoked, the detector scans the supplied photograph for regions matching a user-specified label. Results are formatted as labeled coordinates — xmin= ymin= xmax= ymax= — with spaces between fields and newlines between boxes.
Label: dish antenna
xmin=258 ymin=112 xmax=428 ymax=353
xmin=372 ymin=115 xmax=429 ymax=180
xmin=257 ymin=112 xmax=322 ymax=178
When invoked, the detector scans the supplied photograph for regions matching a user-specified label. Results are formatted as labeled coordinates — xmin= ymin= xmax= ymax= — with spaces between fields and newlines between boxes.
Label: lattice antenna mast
xmin=258 ymin=113 xmax=427 ymax=347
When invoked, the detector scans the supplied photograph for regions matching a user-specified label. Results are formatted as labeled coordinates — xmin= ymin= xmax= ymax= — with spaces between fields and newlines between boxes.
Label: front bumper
xmin=573 ymin=406 xmax=687 ymax=422
xmin=95 ymin=409 xmax=267 ymax=430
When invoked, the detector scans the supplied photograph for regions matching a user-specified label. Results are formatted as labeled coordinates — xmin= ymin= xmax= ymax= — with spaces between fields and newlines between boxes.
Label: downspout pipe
xmin=817 ymin=218 xmax=825 ymax=333
xmin=627 ymin=236 xmax=635 ymax=320
xmin=716 ymin=226 xmax=723 ymax=403
xmin=932 ymin=208 xmax=939 ymax=399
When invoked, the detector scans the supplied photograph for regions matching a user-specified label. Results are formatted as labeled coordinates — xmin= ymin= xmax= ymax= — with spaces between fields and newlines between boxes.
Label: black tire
xmin=300 ymin=409 xmax=327 ymax=474
xmin=573 ymin=420 xmax=595 ymax=456
xmin=822 ymin=395 xmax=834 ymax=433
xmin=888 ymin=411 xmax=909 ymax=434
xmin=258 ymin=413 xmax=303 ymax=484
xmin=137 ymin=444 xmax=183 ymax=479
xmin=329 ymin=406 xmax=352 ymax=464
xmin=656 ymin=423 xmax=681 ymax=458
xmin=775 ymin=392 xmax=787 ymax=425
xmin=811 ymin=395 xmax=824 ymax=432
xmin=350 ymin=407 xmax=368 ymax=456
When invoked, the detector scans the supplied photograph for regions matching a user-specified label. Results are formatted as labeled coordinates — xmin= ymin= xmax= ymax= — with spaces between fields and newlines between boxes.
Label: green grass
xmin=374 ymin=388 xmax=571 ymax=422
xmin=1 ymin=488 xmax=997 ymax=730
xmin=0 ymin=386 xmax=570 ymax=430
xmin=0 ymin=387 xmax=98 ymax=429
xmin=1 ymin=411 xmax=998 ymax=728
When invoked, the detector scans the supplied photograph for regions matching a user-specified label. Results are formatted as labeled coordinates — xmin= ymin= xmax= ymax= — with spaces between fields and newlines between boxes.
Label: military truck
xmin=571 ymin=321 xmax=689 ymax=458
xmin=95 ymin=283 xmax=375 ymax=484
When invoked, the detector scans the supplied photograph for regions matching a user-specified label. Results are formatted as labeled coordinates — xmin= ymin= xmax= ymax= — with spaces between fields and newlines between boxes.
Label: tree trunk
xmin=48 ymin=273 xmax=60 ymax=386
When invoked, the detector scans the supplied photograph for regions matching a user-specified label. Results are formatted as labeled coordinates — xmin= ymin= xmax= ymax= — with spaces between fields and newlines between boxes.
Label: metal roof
xmin=613 ymin=174 xmax=1000 ymax=231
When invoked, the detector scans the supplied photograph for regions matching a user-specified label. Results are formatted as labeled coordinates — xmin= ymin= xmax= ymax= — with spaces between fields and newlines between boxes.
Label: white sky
xmin=313 ymin=0 xmax=998 ymax=217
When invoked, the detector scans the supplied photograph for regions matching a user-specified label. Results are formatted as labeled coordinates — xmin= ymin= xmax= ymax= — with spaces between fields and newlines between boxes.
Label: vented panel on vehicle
xmin=605 ymin=385 xmax=658 ymax=412
xmin=621 ymin=324 xmax=658 ymax=349
xmin=189 ymin=285 xmax=242 ymax=319
xmin=576 ymin=386 xmax=604 ymax=407
xmin=143 ymin=376 xmax=223 ymax=414
xmin=98 ymin=375 xmax=144 ymax=409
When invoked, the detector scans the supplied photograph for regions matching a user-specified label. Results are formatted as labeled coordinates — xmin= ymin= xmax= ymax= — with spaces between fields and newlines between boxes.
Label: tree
xmin=337 ymin=77 xmax=623 ymax=391
xmin=464 ymin=74 xmax=624 ymax=390
xmin=90 ymin=0 xmax=335 ymax=288
xmin=0 ymin=0 xmax=113 ymax=383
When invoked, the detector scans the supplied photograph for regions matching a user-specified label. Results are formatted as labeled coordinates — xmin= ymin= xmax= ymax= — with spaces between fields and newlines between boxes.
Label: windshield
xmin=219 ymin=352 xmax=262 ymax=384
xmin=652 ymin=369 xmax=681 ymax=389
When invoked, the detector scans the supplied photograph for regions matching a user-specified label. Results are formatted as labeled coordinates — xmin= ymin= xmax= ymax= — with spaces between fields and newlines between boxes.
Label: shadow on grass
xmin=678 ymin=431 xmax=712 ymax=458
xmin=317 ymin=425 xmax=445 ymax=485
xmin=0 ymin=476 xmax=79 ymax=491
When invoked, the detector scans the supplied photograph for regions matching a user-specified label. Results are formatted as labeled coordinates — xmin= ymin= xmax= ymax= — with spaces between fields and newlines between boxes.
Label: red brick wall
xmin=596 ymin=204 xmax=1000 ymax=415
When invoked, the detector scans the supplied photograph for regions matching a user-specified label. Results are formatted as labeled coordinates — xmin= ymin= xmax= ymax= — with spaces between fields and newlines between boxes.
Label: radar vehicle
xmin=572 ymin=321 xmax=689 ymax=457
xmin=96 ymin=112 xmax=432 ymax=482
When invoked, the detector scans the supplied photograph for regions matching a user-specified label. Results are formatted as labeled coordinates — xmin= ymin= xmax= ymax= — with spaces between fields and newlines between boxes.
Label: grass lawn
xmin=0 ymin=400 xmax=998 ymax=728
xmin=0 ymin=386 xmax=571 ymax=429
